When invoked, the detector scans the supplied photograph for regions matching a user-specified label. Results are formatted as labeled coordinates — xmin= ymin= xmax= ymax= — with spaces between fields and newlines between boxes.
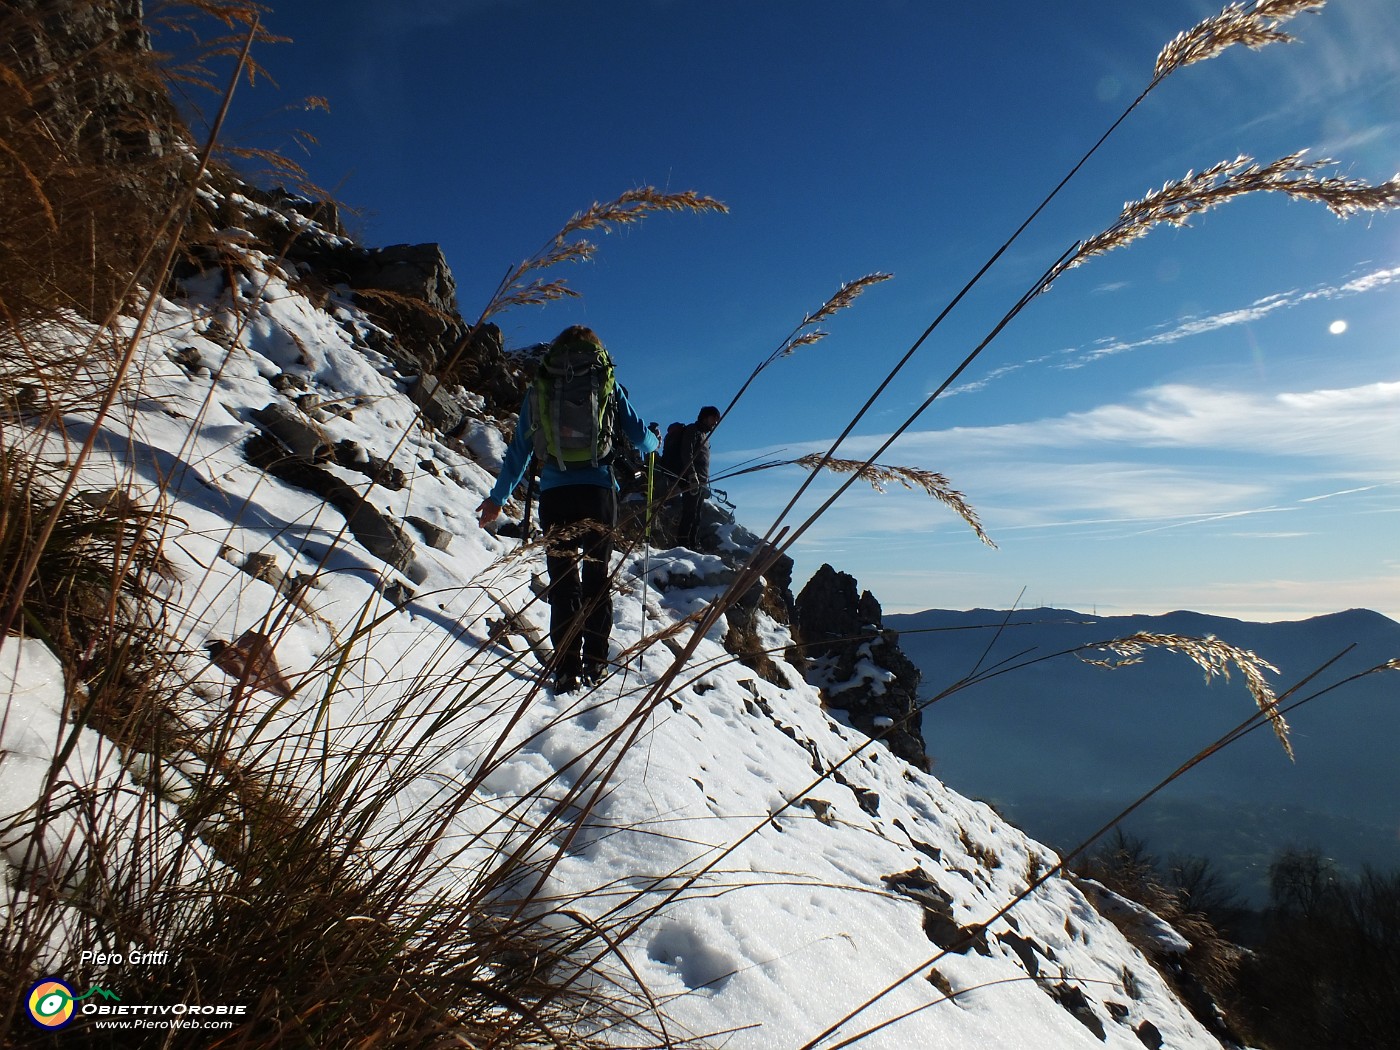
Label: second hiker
xmin=476 ymin=326 xmax=659 ymax=693
xmin=676 ymin=405 xmax=721 ymax=550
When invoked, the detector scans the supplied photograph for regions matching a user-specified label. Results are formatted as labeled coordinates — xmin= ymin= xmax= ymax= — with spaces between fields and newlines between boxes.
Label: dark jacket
xmin=679 ymin=421 xmax=712 ymax=491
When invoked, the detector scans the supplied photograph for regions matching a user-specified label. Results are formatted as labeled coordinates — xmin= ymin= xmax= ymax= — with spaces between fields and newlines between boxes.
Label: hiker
xmin=660 ymin=421 xmax=687 ymax=482
xmin=676 ymin=405 xmax=721 ymax=550
xmin=476 ymin=326 xmax=659 ymax=693
xmin=608 ymin=400 xmax=651 ymax=501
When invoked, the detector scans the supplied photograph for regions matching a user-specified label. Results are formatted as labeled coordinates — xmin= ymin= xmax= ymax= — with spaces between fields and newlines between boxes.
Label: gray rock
xmin=243 ymin=434 xmax=415 ymax=576
xmin=250 ymin=402 xmax=333 ymax=463
xmin=407 ymin=374 xmax=466 ymax=434
xmin=242 ymin=552 xmax=293 ymax=596
xmin=377 ymin=578 xmax=416 ymax=608
xmin=272 ymin=372 xmax=310 ymax=393
xmin=334 ymin=440 xmax=407 ymax=490
xmin=326 ymin=242 xmax=472 ymax=373
xmin=795 ymin=564 xmax=928 ymax=770
xmin=343 ymin=503 xmax=416 ymax=576
xmin=405 ymin=515 xmax=453 ymax=551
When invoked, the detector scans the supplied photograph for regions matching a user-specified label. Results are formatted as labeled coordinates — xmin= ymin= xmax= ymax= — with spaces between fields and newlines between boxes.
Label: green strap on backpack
xmin=528 ymin=337 xmax=617 ymax=470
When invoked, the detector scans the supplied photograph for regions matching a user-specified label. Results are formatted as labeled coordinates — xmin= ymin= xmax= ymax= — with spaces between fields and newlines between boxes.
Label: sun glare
xmin=1329 ymin=319 xmax=1349 ymax=335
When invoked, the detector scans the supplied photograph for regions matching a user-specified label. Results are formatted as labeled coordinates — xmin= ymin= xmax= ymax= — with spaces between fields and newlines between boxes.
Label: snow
xmin=820 ymin=640 xmax=899 ymax=697
xmin=0 ymin=254 xmax=1235 ymax=1048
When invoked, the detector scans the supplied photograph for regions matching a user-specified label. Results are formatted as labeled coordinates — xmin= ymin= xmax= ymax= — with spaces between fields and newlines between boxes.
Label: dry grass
xmin=3 ymin=0 xmax=1397 ymax=1047
xmin=0 ymin=453 xmax=177 ymax=748
xmin=1081 ymin=631 xmax=1290 ymax=758
xmin=793 ymin=454 xmax=995 ymax=548
xmin=0 ymin=0 xmax=280 ymax=327
xmin=1077 ymin=832 xmax=1246 ymax=1024
xmin=1045 ymin=152 xmax=1400 ymax=293
xmin=1154 ymin=0 xmax=1326 ymax=80
xmin=716 ymin=451 xmax=993 ymax=547
xmin=768 ymin=29 xmax=1400 ymax=1018
xmin=718 ymin=272 xmax=892 ymax=421
xmin=0 ymin=7 xmax=674 ymax=1047
xmin=736 ymin=1 xmax=1395 ymax=590
xmin=474 ymin=188 xmax=729 ymax=326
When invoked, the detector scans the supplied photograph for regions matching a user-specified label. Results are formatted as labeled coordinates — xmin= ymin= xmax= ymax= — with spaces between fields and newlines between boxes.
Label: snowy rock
xmin=407 ymin=373 xmax=468 ymax=434
xmin=243 ymin=434 xmax=417 ymax=575
xmin=795 ymin=563 xmax=928 ymax=769
xmin=405 ymin=515 xmax=453 ymax=551
xmin=250 ymin=401 xmax=334 ymax=463
xmin=1077 ymin=878 xmax=1193 ymax=955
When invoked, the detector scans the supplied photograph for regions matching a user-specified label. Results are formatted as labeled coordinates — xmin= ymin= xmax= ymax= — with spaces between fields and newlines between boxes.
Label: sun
xmin=1328 ymin=319 xmax=1348 ymax=335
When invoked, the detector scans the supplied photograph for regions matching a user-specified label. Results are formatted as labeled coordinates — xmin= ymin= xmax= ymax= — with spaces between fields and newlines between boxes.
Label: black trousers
xmin=539 ymin=484 xmax=616 ymax=676
xmin=678 ymin=487 xmax=703 ymax=549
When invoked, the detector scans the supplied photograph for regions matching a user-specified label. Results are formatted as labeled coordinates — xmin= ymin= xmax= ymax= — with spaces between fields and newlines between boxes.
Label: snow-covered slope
xmin=1 ymin=250 xmax=1236 ymax=1049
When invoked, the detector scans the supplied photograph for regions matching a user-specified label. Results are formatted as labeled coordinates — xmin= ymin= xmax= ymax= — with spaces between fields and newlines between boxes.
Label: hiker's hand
xmin=476 ymin=499 xmax=501 ymax=529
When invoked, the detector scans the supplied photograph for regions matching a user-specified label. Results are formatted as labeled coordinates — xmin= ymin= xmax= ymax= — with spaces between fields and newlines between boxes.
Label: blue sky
xmin=222 ymin=0 xmax=1400 ymax=620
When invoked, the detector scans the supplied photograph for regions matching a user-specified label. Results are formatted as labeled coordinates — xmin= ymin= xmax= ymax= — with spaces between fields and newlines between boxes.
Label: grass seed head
xmin=794 ymin=454 xmax=995 ymax=547
xmin=1155 ymin=0 xmax=1327 ymax=81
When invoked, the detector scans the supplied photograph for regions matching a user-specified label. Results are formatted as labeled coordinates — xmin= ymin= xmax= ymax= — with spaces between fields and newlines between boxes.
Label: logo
xmin=26 ymin=978 xmax=121 ymax=1029
xmin=27 ymin=978 xmax=76 ymax=1029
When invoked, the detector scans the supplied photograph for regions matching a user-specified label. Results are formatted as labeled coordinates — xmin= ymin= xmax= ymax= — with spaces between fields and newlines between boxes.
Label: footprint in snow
xmin=647 ymin=924 xmax=738 ymax=993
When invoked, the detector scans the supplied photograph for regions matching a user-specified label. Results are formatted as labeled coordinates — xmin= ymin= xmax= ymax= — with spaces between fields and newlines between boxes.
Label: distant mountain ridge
xmin=886 ymin=606 xmax=1400 ymax=902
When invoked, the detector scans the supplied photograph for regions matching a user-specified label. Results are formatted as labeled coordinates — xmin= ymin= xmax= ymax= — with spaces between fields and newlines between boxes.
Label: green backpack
xmin=528 ymin=337 xmax=617 ymax=469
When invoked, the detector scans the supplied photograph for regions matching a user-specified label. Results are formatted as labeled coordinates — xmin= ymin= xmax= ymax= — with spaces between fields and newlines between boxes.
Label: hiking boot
xmin=553 ymin=669 xmax=580 ymax=694
xmin=581 ymin=660 xmax=607 ymax=687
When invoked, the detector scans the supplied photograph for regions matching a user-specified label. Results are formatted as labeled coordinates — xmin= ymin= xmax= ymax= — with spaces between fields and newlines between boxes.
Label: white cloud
xmin=1070 ymin=267 xmax=1400 ymax=366
xmin=905 ymin=380 xmax=1400 ymax=468
xmin=728 ymin=379 xmax=1400 ymax=542
xmin=947 ymin=264 xmax=1400 ymax=394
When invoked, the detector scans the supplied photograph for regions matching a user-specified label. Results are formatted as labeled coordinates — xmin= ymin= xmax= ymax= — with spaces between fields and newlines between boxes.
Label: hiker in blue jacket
xmin=477 ymin=326 xmax=659 ymax=693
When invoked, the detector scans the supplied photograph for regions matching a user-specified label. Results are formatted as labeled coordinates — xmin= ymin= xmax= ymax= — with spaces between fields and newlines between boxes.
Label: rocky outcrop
xmin=2 ymin=0 xmax=195 ymax=316
xmin=328 ymin=241 xmax=469 ymax=370
xmin=2 ymin=0 xmax=179 ymax=164
xmin=794 ymin=564 xmax=927 ymax=769
xmin=7 ymin=5 xmax=516 ymax=411
xmin=279 ymin=235 xmax=521 ymax=413
xmin=340 ymin=246 xmax=526 ymax=411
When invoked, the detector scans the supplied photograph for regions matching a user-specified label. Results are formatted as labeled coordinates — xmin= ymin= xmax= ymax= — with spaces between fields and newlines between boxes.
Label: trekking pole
xmin=637 ymin=450 xmax=657 ymax=670
xmin=520 ymin=468 xmax=537 ymax=546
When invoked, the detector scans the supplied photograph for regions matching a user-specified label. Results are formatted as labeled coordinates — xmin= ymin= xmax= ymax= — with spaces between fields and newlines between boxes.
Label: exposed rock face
xmin=279 ymin=235 xmax=521 ymax=412
xmin=340 ymin=246 xmax=526 ymax=411
xmin=333 ymin=242 xmax=469 ymax=370
xmin=349 ymin=243 xmax=459 ymax=316
xmin=794 ymin=563 xmax=927 ymax=769
xmin=2 ymin=0 xmax=194 ymax=316
xmin=2 ymin=0 xmax=176 ymax=163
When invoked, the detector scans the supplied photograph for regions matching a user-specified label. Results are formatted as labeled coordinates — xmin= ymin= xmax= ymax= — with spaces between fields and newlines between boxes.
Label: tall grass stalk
xmin=787 ymin=643 xmax=1398 ymax=1050
xmin=473 ymin=188 xmax=729 ymax=329
xmin=4 ymin=0 xmax=1397 ymax=1046
xmin=0 ymin=8 xmax=688 ymax=1045
xmin=523 ymin=0 xmax=1398 ymax=1033
xmin=736 ymin=0 xmax=1343 ymax=554
xmin=716 ymin=272 xmax=893 ymax=423
xmin=0 ymin=14 xmax=258 ymax=645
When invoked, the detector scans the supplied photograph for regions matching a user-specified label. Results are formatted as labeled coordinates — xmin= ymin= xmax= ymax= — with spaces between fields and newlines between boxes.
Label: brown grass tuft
xmin=1044 ymin=152 xmax=1400 ymax=294
xmin=474 ymin=187 xmax=728 ymax=325
xmin=1082 ymin=631 xmax=1290 ymax=758
xmin=0 ymin=0 xmax=277 ymax=326
xmin=1155 ymin=0 xmax=1326 ymax=81
xmin=793 ymin=453 xmax=995 ymax=547
xmin=719 ymin=272 xmax=893 ymax=421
